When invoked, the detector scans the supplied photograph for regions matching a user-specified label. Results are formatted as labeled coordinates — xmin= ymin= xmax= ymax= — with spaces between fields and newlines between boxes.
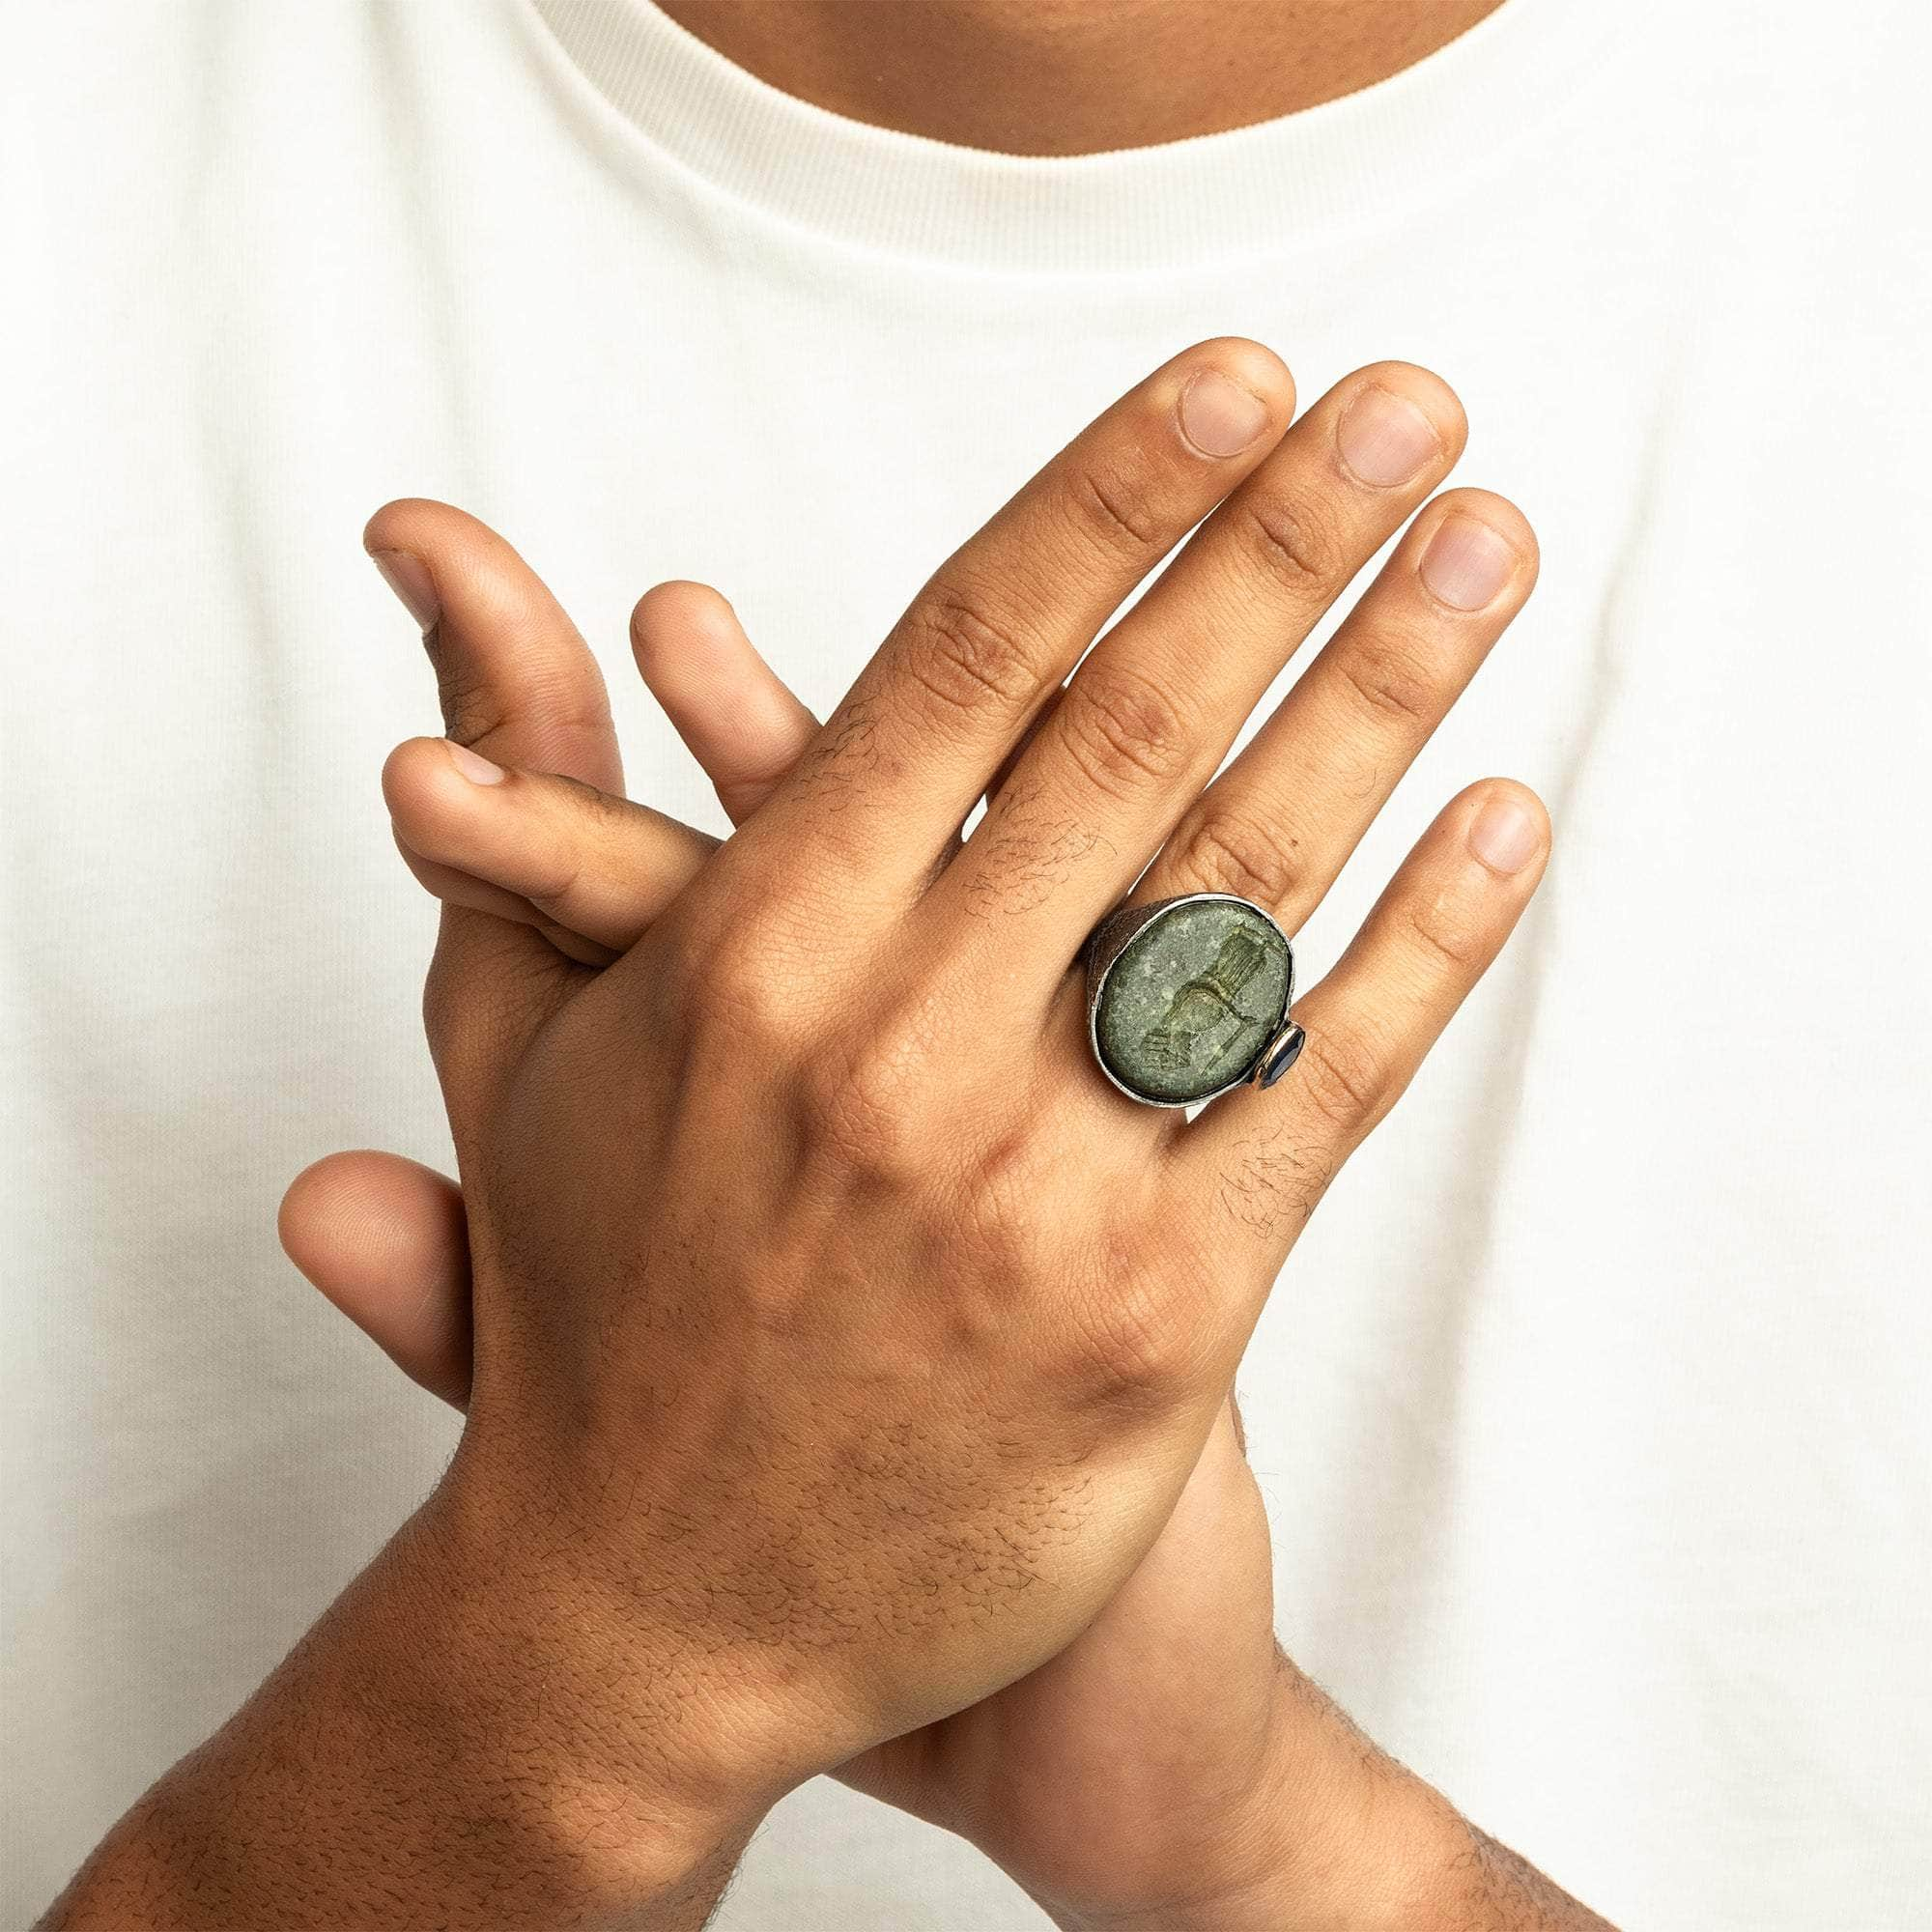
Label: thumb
xmin=278 ymin=1151 xmax=475 ymax=1410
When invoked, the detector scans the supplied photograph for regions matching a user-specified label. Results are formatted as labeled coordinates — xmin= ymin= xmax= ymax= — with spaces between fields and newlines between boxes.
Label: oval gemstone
xmin=1094 ymin=898 xmax=1292 ymax=1104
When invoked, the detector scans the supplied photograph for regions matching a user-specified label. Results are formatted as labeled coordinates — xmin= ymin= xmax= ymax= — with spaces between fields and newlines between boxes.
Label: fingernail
xmin=445 ymin=740 xmax=504 ymax=785
xmin=1335 ymin=385 xmax=1440 ymax=488
xmin=1467 ymin=794 xmax=1541 ymax=875
xmin=1178 ymin=369 xmax=1271 ymax=459
xmin=371 ymin=548 xmax=440 ymax=631
xmin=1418 ymin=515 xmax=1517 ymax=611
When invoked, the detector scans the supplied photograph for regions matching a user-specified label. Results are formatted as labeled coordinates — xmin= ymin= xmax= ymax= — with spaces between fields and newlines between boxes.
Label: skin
xmin=39 ymin=341 xmax=1611 ymax=1927
xmin=291 ymin=382 xmax=1568 ymax=1929
xmin=654 ymin=0 xmax=1508 ymax=153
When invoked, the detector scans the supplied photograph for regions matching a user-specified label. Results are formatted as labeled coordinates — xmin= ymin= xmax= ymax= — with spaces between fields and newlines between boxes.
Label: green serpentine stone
xmin=1095 ymin=900 xmax=1291 ymax=1104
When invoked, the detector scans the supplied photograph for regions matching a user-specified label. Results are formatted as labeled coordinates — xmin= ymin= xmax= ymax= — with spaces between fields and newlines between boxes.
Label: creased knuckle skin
xmin=950 ymin=1126 xmax=1053 ymax=1280
xmin=1334 ymin=635 xmax=1437 ymax=727
xmin=901 ymin=580 xmax=1049 ymax=718
xmin=1293 ymin=1024 xmax=1388 ymax=1142
xmin=1057 ymin=662 xmax=1193 ymax=802
xmin=1067 ymin=463 xmax=1168 ymax=555
xmin=1240 ymin=490 xmax=1344 ymax=591
xmin=548 ymin=770 xmax=638 ymax=830
xmin=1404 ymin=895 xmax=1482 ymax=971
xmin=1168 ymin=809 xmax=1298 ymax=912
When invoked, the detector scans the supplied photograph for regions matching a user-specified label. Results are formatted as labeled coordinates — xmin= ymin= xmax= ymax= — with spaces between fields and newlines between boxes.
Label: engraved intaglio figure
xmin=1140 ymin=928 xmax=1273 ymax=1075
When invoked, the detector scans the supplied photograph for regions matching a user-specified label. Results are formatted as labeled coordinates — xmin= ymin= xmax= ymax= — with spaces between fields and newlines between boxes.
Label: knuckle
xmin=901 ymin=579 xmax=1050 ymax=718
xmin=1058 ymin=661 xmax=1193 ymax=801
xmin=1333 ymin=634 xmax=1437 ymax=727
xmin=1293 ymin=1024 xmax=1388 ymax=1140
xmin=1169 ymin=809 xmax=1298 ymax=911
xmin=1403 ymin=891 xmax=1483 ymax=970
xmin=795 ymin=1015 xmax=938 ymax=1179
xmin=681 ymin=902 xmax=811 ymax=1052
xmin=797 ymin=1046 xmax=898 ymax=1170
xmin=549 ymin=771 xmax=633 ymax=828
xmin=418 ymin=939 xmax=554 ymax=1133
xmin=696 ymin=952 xmax=797 ymax=1056
xmin=516 ymin=778 xmax=620 ymax=914
xmin=521 ymin=854 xmax=588 ymax=923
xmin=952 ymin=1129 xmax=1052 ymax=1273
xmin=1066 ymin=463 xmax=1168 ymax=556
xmin=421 ymin=633 xmax=614 ymax=765
xmin=420 ymin=956 xmax=465 ymax=1060
xmin=1239 ymin=489 xmax=1345 ymax=591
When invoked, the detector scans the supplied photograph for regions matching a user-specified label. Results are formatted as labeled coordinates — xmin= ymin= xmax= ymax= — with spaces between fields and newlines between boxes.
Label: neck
xmin=652 ymin=0 xmax=1506 ymax=156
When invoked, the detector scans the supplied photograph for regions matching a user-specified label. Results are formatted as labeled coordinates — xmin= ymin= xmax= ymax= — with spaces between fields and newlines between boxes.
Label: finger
xmin=383 ymin=735 xmax=719 ymax=956
xmin=629 ymin=580 xmax=818 ymax=825
xmin=366 ymin=498 xmax=621 ymax=794
xmin=365 ymin=499 xmax=616 ymax=1120
xmin=937 ymin=362 xmax=1466 ymax=962
xmin=1134 ymin=489 xmax=1537 ymax=923
xmin=739 ymin=338 xmax=1296 ymax=885
xmin=278 ymin=1151 xmax=474 ymax=1410
xmin=1172 ymin=780 xmax=1551 ymax=1277
xmin=393 ymin=837 xmax=622 ymax=969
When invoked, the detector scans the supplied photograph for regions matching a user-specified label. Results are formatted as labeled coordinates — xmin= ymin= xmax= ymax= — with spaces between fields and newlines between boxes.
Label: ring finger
xmin=1173 ymin=779 xmax=1551 ymax=1302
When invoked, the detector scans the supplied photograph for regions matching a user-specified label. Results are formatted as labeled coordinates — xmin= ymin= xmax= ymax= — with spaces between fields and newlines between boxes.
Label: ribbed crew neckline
xmin=526 ymin=0 xmax=1618 ymax=275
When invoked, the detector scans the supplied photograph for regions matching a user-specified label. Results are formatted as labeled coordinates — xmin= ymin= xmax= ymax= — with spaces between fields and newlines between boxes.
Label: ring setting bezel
xmin=1081 ymin=891 xmax=1301 ymax=1109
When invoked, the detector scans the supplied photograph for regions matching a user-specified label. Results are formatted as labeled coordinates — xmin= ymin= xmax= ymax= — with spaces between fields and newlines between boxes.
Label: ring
xmin=1082 ymin=893 xmax=1305 ymax=1109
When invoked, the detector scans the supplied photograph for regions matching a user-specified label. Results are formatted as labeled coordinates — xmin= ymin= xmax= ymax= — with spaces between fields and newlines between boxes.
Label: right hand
xmin=319 ymin=339 xmax=1548 ymax=1909
xmin=294 ymin=590 xmax=1345 ymax=1925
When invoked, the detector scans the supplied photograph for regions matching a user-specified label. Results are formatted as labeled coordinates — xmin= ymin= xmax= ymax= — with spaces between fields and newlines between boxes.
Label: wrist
xmin=428 ymin=1430 xmax=903 ymax=1811
xmin=1042 ymin=1653 xmax=1607 ymax=1932
xmin=393 ymin=1472 xmax=792 ymax=1889
xmin=41 ymin=1492 xmax=770 ymax=1930
xmin=1038 ymin=1653 xmax=1458 ymax=1932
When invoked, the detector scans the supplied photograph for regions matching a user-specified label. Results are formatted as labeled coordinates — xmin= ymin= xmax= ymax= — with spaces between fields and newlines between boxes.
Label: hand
xmin=286 ymin=339 xmax=1559 ymax=1925
xmin=290 ymin=560 xmax=1320 ymax=1926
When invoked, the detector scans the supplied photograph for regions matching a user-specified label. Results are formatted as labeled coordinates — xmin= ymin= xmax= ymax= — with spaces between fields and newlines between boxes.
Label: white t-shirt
xmin=4 ymin=2 xmax=1928 ymax=1923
